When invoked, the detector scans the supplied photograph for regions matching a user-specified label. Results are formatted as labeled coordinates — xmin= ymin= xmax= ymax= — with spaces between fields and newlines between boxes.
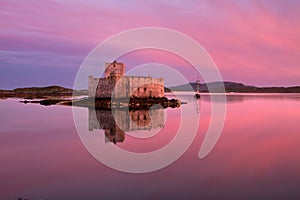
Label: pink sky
xmin=0 ymin=0 xmax=300 ymax=88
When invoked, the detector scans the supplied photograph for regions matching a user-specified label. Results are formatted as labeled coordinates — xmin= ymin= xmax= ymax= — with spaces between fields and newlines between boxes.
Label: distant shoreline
xmin=170 ymin=81 xmax=300 ymax=93
xmin=1 ymin=82 xmax=300 ymax=100
xmin=0 ymin=86 xmax=87 ymax=99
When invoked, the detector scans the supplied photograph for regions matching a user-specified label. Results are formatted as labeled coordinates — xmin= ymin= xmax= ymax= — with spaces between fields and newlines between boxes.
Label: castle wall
xmin=89 ymin=76 xmax=164 ymax=99
xmin=95 ymin=77 xmax=117 ymax=98
xmin=126 ymin=77 xmax=164 ymax=98
xmin=88 ymin=76 xmax=97 ymax=97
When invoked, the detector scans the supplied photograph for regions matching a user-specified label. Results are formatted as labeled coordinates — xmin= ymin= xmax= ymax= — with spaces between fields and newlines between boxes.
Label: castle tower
xmin=104 ymin=60 xmax=125 ymax=78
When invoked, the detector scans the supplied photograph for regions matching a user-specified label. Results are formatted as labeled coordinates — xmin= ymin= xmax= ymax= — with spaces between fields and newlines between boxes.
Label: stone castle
xmin=88 ymin=61 xmax=164 ymax=99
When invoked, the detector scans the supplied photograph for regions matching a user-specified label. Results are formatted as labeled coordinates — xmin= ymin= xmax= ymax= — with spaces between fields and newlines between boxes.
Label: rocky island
xmin=0 ymin=61 xmax=180 ymax=109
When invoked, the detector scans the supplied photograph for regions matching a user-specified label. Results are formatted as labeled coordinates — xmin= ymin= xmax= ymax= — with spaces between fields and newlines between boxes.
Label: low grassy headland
xmin=0 ymin=86 xmax=88 ymax=99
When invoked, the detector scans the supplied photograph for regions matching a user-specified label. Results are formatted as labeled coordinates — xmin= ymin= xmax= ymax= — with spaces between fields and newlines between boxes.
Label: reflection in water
xmin=199 ymin=93 xmax=300 ymax=103
xmin=88 ymin=107 xmax=164 ymax=143
xmin=1 ymin=95 xmax=300 ymax=199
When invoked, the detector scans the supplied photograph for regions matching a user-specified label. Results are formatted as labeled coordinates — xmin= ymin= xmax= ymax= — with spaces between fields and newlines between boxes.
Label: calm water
xmin=1 ymin=93 xmax=300 ymax=200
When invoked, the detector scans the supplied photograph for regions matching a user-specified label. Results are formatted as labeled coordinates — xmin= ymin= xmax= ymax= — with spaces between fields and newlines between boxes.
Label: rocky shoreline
xmin=1 ymin=85 xmax=182 ymax=109
xmin=20 ymin=97 xmax=182 ymax=109
xmin=74 ymin=97 xmax=181 ymax=109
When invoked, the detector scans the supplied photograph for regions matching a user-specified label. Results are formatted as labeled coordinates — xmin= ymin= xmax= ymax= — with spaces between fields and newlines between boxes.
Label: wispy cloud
xmin=0 ymin=0 xmax=299 ymax=88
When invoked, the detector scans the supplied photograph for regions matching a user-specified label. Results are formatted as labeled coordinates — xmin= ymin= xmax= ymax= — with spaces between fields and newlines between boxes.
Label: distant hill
xmin=12 ymin=85 xmax=73 ymax=93
xmin=0 ymin=86 xmax=88 ymax=99
xmin=164 ymin=87 xmax=171 ymax=93
xmin=169 ymin=81 xmax=300 ymax=93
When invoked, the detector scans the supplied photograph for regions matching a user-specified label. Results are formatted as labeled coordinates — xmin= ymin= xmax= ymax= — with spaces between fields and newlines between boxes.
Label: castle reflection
xmin=88 ymin=107 xmax=164 ymax=144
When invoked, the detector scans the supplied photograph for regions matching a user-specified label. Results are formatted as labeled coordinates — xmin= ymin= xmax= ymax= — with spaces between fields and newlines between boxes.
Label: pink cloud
xmin=0 ymin=0 xmax=299 ymax=87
